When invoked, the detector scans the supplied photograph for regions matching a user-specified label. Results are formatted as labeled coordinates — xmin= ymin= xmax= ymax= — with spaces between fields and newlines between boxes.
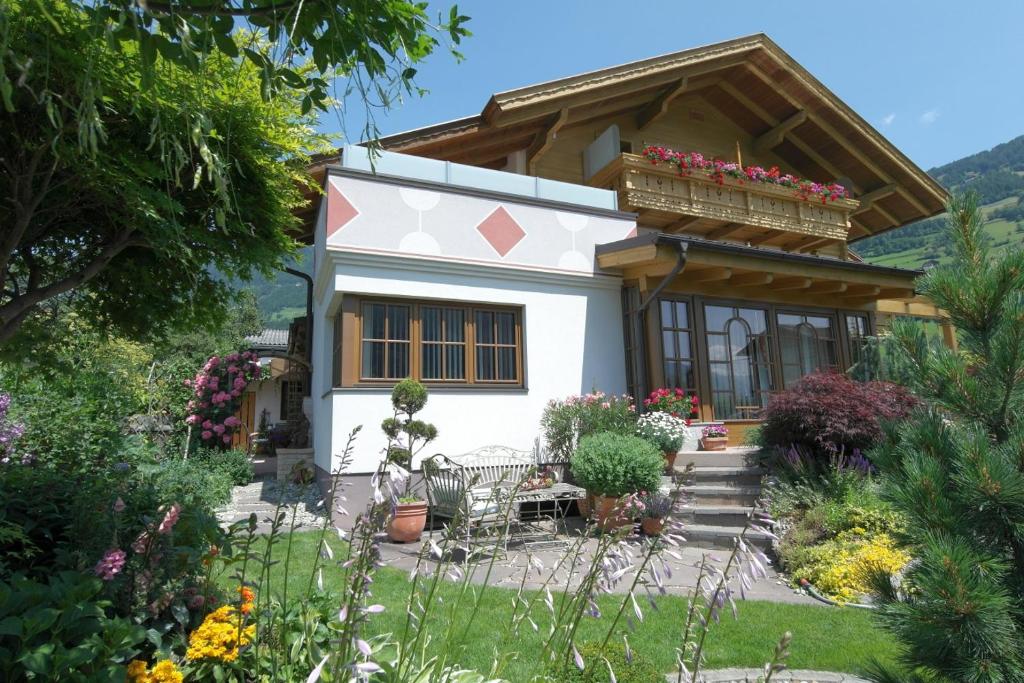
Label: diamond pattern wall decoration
xmin=327 ymin=182 xmax=359 ymax=237
xmin=476 ymin=206 xmax=525 ymax=257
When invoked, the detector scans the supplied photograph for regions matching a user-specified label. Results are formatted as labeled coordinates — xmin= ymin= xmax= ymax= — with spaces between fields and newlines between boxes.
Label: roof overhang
xmin=597 ymin=232 xmax=926 ymax=306
xmin=346 ymin=34 xmax=946 ymax=240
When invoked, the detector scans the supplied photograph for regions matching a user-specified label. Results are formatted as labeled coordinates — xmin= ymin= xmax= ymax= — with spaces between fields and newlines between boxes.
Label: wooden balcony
xmin=588 ymin=153 xmax=862 ymax=251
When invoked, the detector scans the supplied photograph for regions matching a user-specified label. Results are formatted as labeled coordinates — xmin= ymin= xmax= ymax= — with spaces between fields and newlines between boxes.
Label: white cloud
xmin=919 ymin=109 xmax=940 ymax=125
xmin=881 ymin=113 xmax=896 ymax=126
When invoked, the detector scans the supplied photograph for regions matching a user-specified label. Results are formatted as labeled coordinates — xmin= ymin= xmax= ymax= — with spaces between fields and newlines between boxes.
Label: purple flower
xmin=94 ymin=549 xmax=126 ymax=581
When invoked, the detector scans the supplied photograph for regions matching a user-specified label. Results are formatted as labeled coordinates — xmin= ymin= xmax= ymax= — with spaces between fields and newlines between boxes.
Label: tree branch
xmin=136 ymin=0 xmax=302 ymax=18
xmin=0 ymin=230 xmax=144 ymax=343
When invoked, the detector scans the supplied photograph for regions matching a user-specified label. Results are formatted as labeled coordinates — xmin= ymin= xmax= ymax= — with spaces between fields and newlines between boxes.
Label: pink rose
xmin=222 ymin=435 xmax=232 ymax=444
xmin=201 ymin=430 xmax=213 ymax=440
xmin=213 ymin=424 xmax=225 ymax=435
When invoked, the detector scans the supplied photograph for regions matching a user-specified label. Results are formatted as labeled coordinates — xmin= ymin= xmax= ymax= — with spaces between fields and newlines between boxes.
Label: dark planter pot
xmin=641 ymin=517 xmax=665 ymax=536
xmin=387 ymin=501 xmax=428 ymax=542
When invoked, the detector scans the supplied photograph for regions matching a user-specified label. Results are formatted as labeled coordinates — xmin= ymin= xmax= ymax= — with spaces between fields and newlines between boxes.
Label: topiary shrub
xmin=570 ymin=432 xmax=663 ymax=497
xmin=546 ymin=641 xmax=661 ymax=683
xmin=758 ymin=372 xmax=918 ymax=456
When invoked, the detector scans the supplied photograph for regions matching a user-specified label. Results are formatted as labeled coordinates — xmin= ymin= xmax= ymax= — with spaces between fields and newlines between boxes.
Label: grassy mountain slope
xmin=857 ymin=135 xmax=1024 ymax=268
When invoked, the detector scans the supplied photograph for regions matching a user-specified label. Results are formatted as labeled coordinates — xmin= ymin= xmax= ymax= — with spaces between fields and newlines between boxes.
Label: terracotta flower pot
xmin=641 ymin=517 xmax=665 ymax=536
xmin=701 ymin=436 xmax=728 ymax=451
xmin=663 ymin=450 xmax=678 ymax=472
xmin=577 ymin=492 xmax=593 ymax=519
xmin=593 ymin=495 xmax=632 ymax=531
xmin=387 ymin=501 xmax=428 ymax=542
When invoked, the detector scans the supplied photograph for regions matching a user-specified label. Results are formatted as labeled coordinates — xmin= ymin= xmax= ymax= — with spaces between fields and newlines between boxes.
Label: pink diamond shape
xmin=326 ymin=183 xmax=359 ymax=237
xmin=477 ymin=206 xmax=525 ymax=257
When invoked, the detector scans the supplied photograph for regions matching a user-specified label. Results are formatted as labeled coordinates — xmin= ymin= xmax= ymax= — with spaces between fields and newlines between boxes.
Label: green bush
xmin=192 ymin=447 xmax=254 ymax=486
xmin=541 ymin=392 xmax=638 ymax=461
xmin=547 ymin=641 xmax=661 ymax=683
xmin=570 ymin=432 xmax=663 ymax=497
xmin=149 ymin=457 xmax=234 ymax=509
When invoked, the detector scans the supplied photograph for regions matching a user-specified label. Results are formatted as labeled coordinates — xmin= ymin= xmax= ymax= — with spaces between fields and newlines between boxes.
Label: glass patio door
xmin=703 ymin=304 xmax=774 ymax=420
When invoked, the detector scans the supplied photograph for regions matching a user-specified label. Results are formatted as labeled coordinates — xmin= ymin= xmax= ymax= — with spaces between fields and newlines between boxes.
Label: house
xmin=297 ymin=34 xmax=952 ymax=489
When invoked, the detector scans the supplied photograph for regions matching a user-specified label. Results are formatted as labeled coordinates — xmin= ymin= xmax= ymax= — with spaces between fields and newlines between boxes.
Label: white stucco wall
xmin=311 ymin=163 xmax=636 ymax=475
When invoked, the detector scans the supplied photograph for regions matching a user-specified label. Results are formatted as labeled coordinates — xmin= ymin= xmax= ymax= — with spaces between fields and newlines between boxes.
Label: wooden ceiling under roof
xmin=312 ymin=34 xmax=946 ymax=242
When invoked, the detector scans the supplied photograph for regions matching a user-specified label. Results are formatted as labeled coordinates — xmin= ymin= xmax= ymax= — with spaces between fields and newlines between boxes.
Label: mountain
xmin=242 ymin=248 xmax=312 ymax=329
xmin=856 ymin=135 xmax=1024 ymax=268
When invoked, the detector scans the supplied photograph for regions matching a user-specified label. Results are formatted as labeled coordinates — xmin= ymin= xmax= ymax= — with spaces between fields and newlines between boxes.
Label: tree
xmin=868 ymin=192 xmax=1024 ymax=681
xmin=0 ymin=0 xmax=469 ymax=347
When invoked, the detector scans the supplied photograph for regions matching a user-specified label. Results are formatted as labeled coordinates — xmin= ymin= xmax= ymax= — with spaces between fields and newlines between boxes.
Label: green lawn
xmin=219 ymin=532 xmax=899 ymax=679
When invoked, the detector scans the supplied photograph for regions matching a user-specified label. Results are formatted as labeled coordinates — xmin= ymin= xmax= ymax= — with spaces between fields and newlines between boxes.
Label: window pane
xmin=446 ymin=308 xmax=465 ymax=342
xmin=496 ymin=312 xmax=516 ymax=344
xmin=422 ymin=307 xmax=441 ymax=342
xmin=388 ymin=306 xmax=410 ymax=341
xmin=387 ymin=342 xmax=409 ymax=378
xmin=662 ymin=331 xmax=678 ymax=359
xmin=362 ymin=341 xmax=385 ymax=378
xmin=707 ymin=334 xmax=728 ymax=362
xmin=447 ymin=345 xmax=465 ymax=380
xmin=476 ymin=311 xmax=494 ymax=343
xmin=705 ymin=305 xmax=731 ymax=333
xmin=497 ymin=347 xmax=517 ymax=380
xmin=740 ymin=308 xmax=767 ymax=335
xmin=422 ymin=343 xmax=441 ymax=379
xmin=660 ymin=300 xmax=675 ymax=326
xmin=709 ymin=362 xmax=731 ymax=391
xmin=364 ymin=303 xmax=386 ymax=339
xmin=476 ymin=346 xmax=495 ymax=380
xmin=674 ymin=302 xmax=689 ymax=327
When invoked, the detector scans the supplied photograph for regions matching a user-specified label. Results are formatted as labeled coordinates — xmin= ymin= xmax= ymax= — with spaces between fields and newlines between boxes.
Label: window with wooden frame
xmin=332 ymin=312 xmax=344 ymax=387
xmin=658 ymin=299 xmax=698 ymax=397
xmin=350 ymin=298 xmax=523 ymax=386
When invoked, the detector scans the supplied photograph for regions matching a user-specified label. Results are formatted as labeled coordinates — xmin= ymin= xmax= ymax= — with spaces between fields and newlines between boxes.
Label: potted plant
xmin=382 ymin=379 xmax=438 ymax=542
xmin=700 ymin=424 xmax=728 ymax=451
xmin=570 ymin=432 xmax=663 ymax=531
xmin=643 ymin=388 xmax=698 ymax=422
xmin=636 ymin=411 xmax=687 ymax=472
xmin=638 ymin=491 xmax=674 ymax=536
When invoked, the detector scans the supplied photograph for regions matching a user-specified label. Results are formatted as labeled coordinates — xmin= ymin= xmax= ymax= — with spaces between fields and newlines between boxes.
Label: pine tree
xmin=868 ymin=192 xmax=1024 ymax=682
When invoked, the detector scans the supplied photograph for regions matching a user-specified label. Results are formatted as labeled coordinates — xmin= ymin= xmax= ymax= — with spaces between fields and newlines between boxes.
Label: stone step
xmin=682 ymin=484 xmax=762 ymax=506
xmin=679 ymin=505 xmax=755 ymax=527
xmin=682 ymin=523 xmax=773 ymax=550
xmin=687 ymin=466 xmax=766 ymax=487
xmin=674 ymin=447 xmax=760 ymax=469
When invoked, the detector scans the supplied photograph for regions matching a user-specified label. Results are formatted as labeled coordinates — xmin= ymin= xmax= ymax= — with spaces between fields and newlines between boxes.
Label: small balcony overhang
xmin=588 ymin=153 xmax=862 ymax=254
xmin=596 ymin=231 xmax=934 ymax=309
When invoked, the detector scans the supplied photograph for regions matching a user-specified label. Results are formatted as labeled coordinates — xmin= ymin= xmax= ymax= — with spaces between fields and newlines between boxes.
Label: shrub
xmin=149 ymin=458 xmax=234 ymax=509
xmin=758 ymin=372 xmax=918 ymax=456
xmin=541 ymin=391 xmax=637 ymax=461
xmin=183 ymin=351 xmax=263 ymax=449
xmin=570 ymin=432 xmax=663 ymax=497
xmin=547 ymin=641 xmax=662 ymax=683
xmin=788 ymin=531 xmax=909 ymax=603
xmin=192 ymin=447 xmax=253 ymax=486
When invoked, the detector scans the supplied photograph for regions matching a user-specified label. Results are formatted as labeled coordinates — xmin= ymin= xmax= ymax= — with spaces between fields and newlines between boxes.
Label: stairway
xmin=670 ymin=447 xmax=772 ymax=549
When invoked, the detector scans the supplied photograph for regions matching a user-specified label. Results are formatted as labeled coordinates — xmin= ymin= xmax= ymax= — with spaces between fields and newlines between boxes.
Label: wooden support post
xmin=527 ymin=108 xmax=569 ymax=175
xmin=636 ymin=77 xmax=688 ymax=130
xmin=753 ymin=110 xmax=807 ymax=153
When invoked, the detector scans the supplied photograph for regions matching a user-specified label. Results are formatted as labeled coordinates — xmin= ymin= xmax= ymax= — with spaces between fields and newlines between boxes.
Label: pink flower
xmin=202 ymin=420 xmax=213 ymax=430
xmin=222 ymin=435 xmax=232 ymax=444
xmin=213 ymin=424 xmax=225 ymax=435
xmin=113 ymin=497 xmax=126 ymax=513
xmin=157 ymin=504 xmax=180 ymax=535
xmin=133 ymin=531 xmax=152 ymax=555
xmin=188 ymin=594 xmax=205 ymax=609
xmin=223 ymin=416 xmax=241 ymax=428
xmin=185 ymin=414 xmax=201 ymax=425
xmin=201 ymin=430 xmax=213 ymax=440
xmin=94 ymin=549 xmax=126 ymax=581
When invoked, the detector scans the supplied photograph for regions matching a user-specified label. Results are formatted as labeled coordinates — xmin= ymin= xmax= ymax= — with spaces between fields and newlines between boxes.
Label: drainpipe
xmin=284 ymin=267 xmax=313 ymax=367
xmin=631 ymin=240 xmax=688 ymax=408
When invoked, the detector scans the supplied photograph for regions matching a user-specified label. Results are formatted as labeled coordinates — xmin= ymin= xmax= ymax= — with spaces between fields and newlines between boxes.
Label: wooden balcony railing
xmin=588 ymin=153 xmax=861 ymax=243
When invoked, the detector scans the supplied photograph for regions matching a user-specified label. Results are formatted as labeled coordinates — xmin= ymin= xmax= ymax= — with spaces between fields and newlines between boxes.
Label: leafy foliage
xmin=570 ymin=432 xmax=663 ymax=497
xmin=541 ymin=391 xmax=637 ymax=461
xmin=758 ymin=372 xmax=918 ymax=457
xmin=548 ymin=641 xmax=662 ymax=683
xmin=868 ymin=192 xmax=1024 ymax=680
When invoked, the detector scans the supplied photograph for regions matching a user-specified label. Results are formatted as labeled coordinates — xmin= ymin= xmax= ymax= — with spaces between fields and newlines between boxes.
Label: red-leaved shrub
xmin=759 ymin=372 xmax=918 ymax=454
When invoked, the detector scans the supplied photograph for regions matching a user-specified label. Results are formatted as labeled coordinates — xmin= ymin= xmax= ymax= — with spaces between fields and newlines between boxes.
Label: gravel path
xmin=216 ymin=475 xmax=327 ymax=532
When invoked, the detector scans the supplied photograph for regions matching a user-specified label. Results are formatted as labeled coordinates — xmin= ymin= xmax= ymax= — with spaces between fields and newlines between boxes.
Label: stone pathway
xmin=216 ymin=474 xmax=327 ymax=533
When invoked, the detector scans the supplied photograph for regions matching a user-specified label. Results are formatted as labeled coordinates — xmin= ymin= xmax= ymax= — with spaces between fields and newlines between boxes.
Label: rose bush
xmin=541 ymin=391 xmax=637 ymax=461
xmin=184 ymin=351 xmax=263 ymax=448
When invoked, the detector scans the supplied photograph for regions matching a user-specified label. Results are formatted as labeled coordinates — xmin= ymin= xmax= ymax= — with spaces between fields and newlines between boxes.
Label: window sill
xmin=328 ymin=384 xmax=528 ymax=395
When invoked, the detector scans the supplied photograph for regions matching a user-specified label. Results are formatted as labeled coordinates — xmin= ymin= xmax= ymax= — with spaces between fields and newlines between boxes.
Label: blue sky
xmin=323 ymin=0 xmax=1023 ymax=171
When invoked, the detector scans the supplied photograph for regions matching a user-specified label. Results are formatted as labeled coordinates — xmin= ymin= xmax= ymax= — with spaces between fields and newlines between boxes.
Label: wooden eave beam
xmin=769 ymin=277 xmax=812 ymax=291
xmin=745 ymin=229 xmax=784 ymax=246
xmin=805 ymin=281 xmax=847 ymax=294
xmin=781 ymin=234 xmax=826 ymax=252
xmin=663 ymin=215 xmax=702 ymax=232
xmin=689 ymin=267 xmax=733 ymax=283
xmin=744 ymin=63 xmax=937 ymax=218
xmin=715 ymin=82 xmax=862 ymax=195
xmin=636 ymin=77 xmax=688 ymax=130
xmin=851 ymin=183 xmax=898 ymax=215
xmin=792 ymin=237 xmax=834 ymax=252
xmin=841 ymin=285 xmax=881 ymax=298
xmin=704 ymin=222 xmax=746 ymax=240
xmin=527 ymin=108 xmax=569 ymax=175
xmin=753 ymin=110 xmax=808 ymax=153
xmin=728 ymin=272 xmax=773 ymax=287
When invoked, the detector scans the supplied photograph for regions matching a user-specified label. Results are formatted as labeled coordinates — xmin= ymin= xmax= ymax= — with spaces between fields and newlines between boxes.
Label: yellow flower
xmin=126 ymin=660 xmax=150 ymax=683
xmin=149 ymin=660 xmax=183 ymax=683
xmin=186 ymin=605 xmax=256 ymax=662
